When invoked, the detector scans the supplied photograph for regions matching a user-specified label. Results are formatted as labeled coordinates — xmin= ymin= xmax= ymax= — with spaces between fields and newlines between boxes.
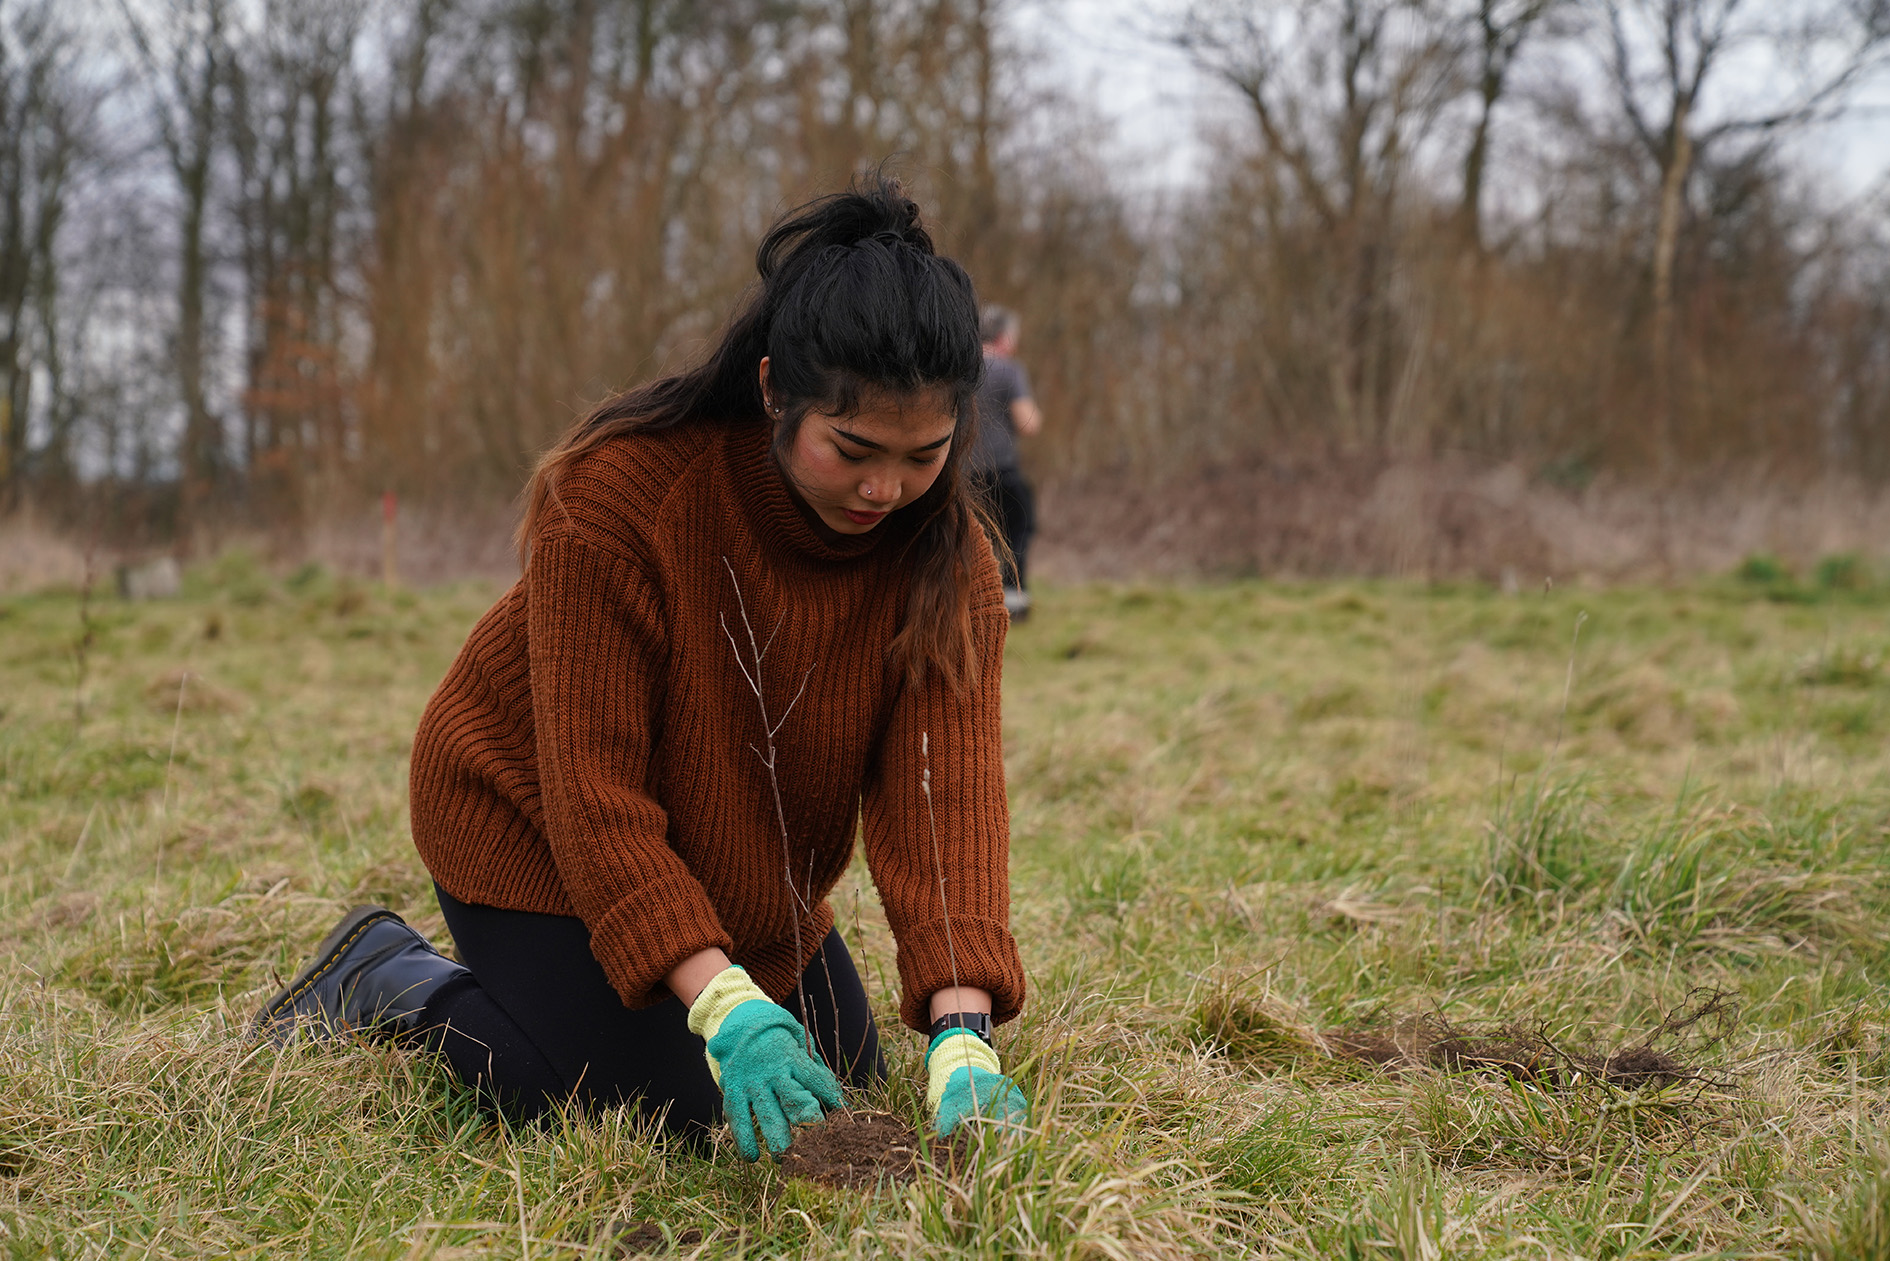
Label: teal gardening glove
xmin=926 ymin=1028 xmax=1030 ymax=1137
xmin=686 ymin=966 xmax=843 ymax=1161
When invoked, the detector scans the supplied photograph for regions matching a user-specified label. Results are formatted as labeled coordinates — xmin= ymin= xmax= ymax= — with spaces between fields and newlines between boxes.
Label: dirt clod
xmin=1598 ymin=1045 xmax=1688 ymax=1089
xmin=777 ymin=1110 xmax=928 ymax=1189
xmin=610 ymin=1219 xmax=703 ymax=1255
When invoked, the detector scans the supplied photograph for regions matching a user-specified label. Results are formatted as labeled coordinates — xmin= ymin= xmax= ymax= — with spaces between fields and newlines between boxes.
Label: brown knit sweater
xmin=409 ymin=418 xmax=1024 ymax=1032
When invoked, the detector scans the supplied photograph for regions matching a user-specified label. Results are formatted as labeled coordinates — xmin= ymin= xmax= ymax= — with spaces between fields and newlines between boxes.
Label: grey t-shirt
xmin=969 ymin=353 xmax=1032 ymax=474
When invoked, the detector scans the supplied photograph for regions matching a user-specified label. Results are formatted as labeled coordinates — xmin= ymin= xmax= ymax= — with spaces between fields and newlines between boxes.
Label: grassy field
xmin=6 ymin=553 xmax=1890 ymax=1257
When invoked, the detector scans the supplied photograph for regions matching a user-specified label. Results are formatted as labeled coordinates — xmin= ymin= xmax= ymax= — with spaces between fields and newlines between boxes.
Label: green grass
xmin=7 ymin=564 xmax=1890 ymax=1255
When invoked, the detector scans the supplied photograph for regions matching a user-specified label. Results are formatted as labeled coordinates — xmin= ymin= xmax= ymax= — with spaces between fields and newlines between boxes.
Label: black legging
xmin=975 ymin=466 xmax=1035 ymax=588
xmin=420 ymin=884 xmax=884 ymax=1134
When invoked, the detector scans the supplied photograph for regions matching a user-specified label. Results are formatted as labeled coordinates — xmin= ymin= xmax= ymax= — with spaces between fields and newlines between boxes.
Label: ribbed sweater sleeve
xmin=526 ymin=530 xmax=733 ymax=1007
xmin=862 ymin=603 xmax=1026 ymax=1032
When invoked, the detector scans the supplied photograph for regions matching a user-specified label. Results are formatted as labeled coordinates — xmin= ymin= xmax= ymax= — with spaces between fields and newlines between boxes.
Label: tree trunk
xmin=178 ymin=152 xmax=214 ymax=545
xmin=1650 ymin=98 xmax=1692 ymax=473
xmin=1459 ymin=101 xmax=1492 ymax=251
xmin=968 ymin=0 xmax=996 ymax=244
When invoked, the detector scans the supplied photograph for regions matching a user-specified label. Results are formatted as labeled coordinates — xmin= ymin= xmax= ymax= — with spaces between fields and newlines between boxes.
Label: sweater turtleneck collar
xmin=724 ymin=419 xmax=889 ymax=564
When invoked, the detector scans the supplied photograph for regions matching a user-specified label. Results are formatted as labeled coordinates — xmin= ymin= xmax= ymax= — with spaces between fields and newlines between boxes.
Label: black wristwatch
xmin=929 ymin=1011 xmax=993 ymax=1046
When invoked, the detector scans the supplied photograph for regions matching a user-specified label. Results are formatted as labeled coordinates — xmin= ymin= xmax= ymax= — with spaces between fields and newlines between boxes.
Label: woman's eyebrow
xmin=831 ymin=427 xmax=885 ymax=451
xmin=832 ymin=426 xmax=954 ymax=452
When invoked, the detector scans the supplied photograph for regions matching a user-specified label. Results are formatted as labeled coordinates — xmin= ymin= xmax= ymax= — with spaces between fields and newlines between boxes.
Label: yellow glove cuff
xmin=686 ymin=965 xmax=773 ymax=1087
xmin=925 ymin=1031 xmax=1002 ymax=1112
xmin=686 ymin=965 xmax=771 ymax=1041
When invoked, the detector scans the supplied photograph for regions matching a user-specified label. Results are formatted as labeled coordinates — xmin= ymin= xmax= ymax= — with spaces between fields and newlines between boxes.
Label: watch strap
xmin=928 ymin=1010 xmax=993 ymax=1046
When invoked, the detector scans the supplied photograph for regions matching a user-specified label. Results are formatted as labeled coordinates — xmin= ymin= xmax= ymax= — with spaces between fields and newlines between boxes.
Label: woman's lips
xmin=842 ymin=508 xmax=889 ymax=525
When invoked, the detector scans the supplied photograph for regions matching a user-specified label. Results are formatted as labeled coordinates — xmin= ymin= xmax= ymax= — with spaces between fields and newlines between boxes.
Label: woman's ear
xmin=758 ymin=356 xmax=773 ymax=413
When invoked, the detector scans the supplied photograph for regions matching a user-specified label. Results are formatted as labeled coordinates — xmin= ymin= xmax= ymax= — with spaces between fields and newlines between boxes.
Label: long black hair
xmin=517 ymin=173 xmax=992 ymax=690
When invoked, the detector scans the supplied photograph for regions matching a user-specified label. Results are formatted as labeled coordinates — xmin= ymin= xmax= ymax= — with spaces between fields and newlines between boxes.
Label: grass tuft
xmin=1792 ymin=1152 xmax=1890 ymax=1261
xmin=1190 ymin=977 xmax=1322 ymax=1067
xmin=1482 ymin=774 xmax=1597 ymax=902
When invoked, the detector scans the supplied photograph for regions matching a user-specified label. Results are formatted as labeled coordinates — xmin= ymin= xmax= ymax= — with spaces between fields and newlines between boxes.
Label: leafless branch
xmin=721 ymin=556 xmax=817 ymax=1049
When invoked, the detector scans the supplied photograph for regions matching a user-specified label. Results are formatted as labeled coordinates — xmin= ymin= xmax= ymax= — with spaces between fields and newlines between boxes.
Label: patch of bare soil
xmin=777 ymin=1109 xmax=926 ymax=1189
xmin=610 ymin=1219 xmax=704 ymax=1255
xmin=1326 ymin=987 xmax=1738 ymax=1093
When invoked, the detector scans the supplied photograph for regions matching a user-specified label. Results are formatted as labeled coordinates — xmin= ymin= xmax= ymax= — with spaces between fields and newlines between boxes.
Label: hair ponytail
xmin=517 ymin=172 xmax=992 ymax=691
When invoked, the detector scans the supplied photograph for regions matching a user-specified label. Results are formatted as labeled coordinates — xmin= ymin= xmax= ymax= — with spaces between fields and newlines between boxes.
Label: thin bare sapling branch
xmin=806 ymin=841 xmax=847 ymax=1077
xmin=920 ymin=730 xmax=978 ymax=1115
xmin=719 ymin=556 xmax=818 ymax=1055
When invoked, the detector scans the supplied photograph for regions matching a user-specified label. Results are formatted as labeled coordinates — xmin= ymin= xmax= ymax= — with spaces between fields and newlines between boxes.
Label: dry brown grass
xmin=0 ymin=512 xmax=90 ymax=591
xmin=15 ymin=458 xmax=1890 ymax=599
xmin=1036 ymin=459 xmax=1890 ymax=585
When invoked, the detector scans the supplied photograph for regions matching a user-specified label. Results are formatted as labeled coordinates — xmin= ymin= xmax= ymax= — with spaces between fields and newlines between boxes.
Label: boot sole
xmin=253 ymin=905 xmax=403 ymax=1040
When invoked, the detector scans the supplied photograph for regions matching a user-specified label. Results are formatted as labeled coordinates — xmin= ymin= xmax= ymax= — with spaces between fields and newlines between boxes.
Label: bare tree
xmin=1177 ymin=0 xmax=1463 ymax=235
xmin=118 ymin=0 xmax=234 ymax=542
xmin=1457 ymin=0 xmax=1565 ymax=248
xmin=352 ymin=0 xmax=456 ymax=502
xmin=0 ymin=1 xmax=99 ymax=506
xmin=1595 ymin=0 xmax=1890 ymax=466
xmin=228 ymin=0 xmax=365 ymax=513
xmin=1175 ymin=0 xmax=1463 ymax=446
xmin=353 ymin=0 xmax=779 ymax=497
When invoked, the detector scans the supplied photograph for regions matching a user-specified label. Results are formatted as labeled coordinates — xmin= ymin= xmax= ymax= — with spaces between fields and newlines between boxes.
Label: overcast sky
xmin=1028 ymin=0 xmax=1890 ymax=201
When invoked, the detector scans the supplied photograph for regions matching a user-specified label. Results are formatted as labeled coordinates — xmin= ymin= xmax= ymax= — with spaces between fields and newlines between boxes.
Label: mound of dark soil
xmin=1595 ymin=1044 xmax=1690 ymax=1089
xmin=774 ymin=1109 xmax=976 ymax=1188
xmin=777 ymin=1109 xmax=925 ymax=1189
xmin=1330 ymin=1021 xmax=1562 ymax=1080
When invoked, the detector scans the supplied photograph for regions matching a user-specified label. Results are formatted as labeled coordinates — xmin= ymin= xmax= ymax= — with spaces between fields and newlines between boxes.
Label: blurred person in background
xmin=969 ymin=305 xmax=1042 ymax=620
xmin=253 ymin=175 xmax=1030 ymax=1163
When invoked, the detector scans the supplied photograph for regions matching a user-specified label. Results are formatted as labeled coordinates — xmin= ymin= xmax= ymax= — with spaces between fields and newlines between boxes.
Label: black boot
xmin=254 ymin=905 xmax=468 ymax=1046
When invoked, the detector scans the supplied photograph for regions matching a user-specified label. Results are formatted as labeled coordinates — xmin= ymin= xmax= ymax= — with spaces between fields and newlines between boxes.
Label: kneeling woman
xmin=257 ymin=178 xmax=1029 ymax=1159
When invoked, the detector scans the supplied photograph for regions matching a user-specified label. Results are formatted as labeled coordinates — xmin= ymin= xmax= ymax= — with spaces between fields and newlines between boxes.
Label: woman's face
xmin=764 ymin=358 xmax=957 ymax=536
